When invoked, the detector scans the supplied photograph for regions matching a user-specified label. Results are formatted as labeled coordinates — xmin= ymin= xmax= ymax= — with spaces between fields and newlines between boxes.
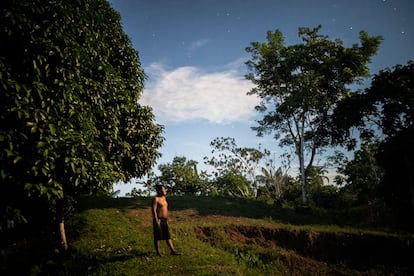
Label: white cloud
xmin=140 ymin=62 xmax=258 ymax=124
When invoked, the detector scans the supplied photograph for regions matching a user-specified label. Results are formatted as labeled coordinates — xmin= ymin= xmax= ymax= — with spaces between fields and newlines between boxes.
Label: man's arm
xmin=152 ymin=198 xmax=160 ymax=227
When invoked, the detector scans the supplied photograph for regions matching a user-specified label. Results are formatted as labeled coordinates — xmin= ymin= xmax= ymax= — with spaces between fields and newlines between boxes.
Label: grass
xmin=61 ymin=198 xmax=250 ymax=275
xmin=2 ymin=195 xmax=414 ymax=275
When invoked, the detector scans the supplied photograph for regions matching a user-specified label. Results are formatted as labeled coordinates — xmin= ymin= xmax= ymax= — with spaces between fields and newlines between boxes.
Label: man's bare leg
xmin=166 ymin=239 xmax=180 ymax=255
xmin=154 ymin=240 xmax=163 ymax=256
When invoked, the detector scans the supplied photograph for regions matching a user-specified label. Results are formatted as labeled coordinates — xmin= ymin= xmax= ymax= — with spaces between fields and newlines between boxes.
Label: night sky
xmin=110 ymin=0 xmax=414 ymax=195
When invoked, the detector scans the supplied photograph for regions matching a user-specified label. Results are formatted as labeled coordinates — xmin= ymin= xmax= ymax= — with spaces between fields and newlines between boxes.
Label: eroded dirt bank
xmin=193 ymin=224 xmax=414 ymax=272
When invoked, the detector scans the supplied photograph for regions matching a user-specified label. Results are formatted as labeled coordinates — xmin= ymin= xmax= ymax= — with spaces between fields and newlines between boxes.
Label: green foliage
xmin=204 ymin=137 xmax=271 ymax=197
xmin=0 ymin=0 xmax=163 ymax=231
xmin=205 ymin=137 xmax=267 ymax=182
xmin=332 ymin=61 xmax=414 ymax=228
xmin=2 ymin=196 xmax=412 ymax=275
xmin=245 ymin=25 xmax=383 ymax=205
xmin=152 ymin=137 xmax=292 ymax=200
xmin=310 ymin=184 xmax=341 ymax=210
xmin=368 ymin=62 xmax=414 ymax=137
xmin=280 ymin=180 xmax=303 ymax=207
xmin=256 ymin=166 xmax=294 ymax=204
xmin=332 ymin=61 xmax=414 ymax=144
xmin=235 ymin=247 xmax=265 ymax=269
xmin=125 ymin=187 xmax=147 ymax=197
xmin=214 ymin=171 xmax=252 ymax=197
xmin=336 ymin=143 xmax=384 ymax=205
xmin=157 ymin=156 xmax=205 ymax=195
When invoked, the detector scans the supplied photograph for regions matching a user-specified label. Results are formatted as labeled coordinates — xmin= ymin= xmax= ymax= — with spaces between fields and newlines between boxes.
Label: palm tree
xmin=257 ymin=166 xmax=290 ymax=202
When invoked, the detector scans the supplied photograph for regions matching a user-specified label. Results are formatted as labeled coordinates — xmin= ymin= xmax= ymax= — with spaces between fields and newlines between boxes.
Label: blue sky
xmin=110 ymin=0 xmax=414 ymax=195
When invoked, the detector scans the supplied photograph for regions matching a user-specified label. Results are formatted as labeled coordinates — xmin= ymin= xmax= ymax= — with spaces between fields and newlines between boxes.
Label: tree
xmin=0 ymin=0 xmax=164 ymax=250
xmin=332 ymin=61 xmax=414 ymax=227
xmin=157 ymin=156 xmax=202 ymax=195
xmin=135 ymin=171 xmax=158 ymax=196
xmin=245 ymin=25 xmax=382 ymax=205
xmin=204 ymin=137 xmax=267 ymax=192
xmin=256 ymin=166 xmax=291 ymax=203
xmin=214 ymin=171 xmax=252 ymax=198
xmin=332 ymin=61 xmax=414 ymax=143
xmin=126 ymin=187 xmax=147 ymax=197
xmin=376 ymin=128 xmax=414 ymax=228
xmin=305 ymin=166 xmax=329 ymax=195
xmin=335 ymin=142 xmax=384 ymax=205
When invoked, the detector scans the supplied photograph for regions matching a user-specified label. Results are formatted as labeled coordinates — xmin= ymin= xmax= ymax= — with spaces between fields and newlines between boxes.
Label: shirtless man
xmin=152 ymin=184 xmax=180 ymax=256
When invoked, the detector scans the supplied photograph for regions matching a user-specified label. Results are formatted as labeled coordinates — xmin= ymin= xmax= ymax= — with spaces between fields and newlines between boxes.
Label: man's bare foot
xmin=171 ymin=251 xmax=181 ymax=256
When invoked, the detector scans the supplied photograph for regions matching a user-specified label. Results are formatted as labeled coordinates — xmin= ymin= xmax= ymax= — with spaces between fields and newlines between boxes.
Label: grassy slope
xmin=5 ymin=196 xmax=414 ymax=275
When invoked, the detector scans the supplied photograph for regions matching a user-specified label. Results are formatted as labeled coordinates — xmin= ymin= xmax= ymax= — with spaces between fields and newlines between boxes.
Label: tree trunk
xmin=299 ymin=155 xmax=307 ymax=205
xmin=56 ymin=200 xmax=68 ymax=252
xmin=298 ymin=138 xmax=308 ymax=206
xmin=59 ymin=220 xmax=68 ymax=251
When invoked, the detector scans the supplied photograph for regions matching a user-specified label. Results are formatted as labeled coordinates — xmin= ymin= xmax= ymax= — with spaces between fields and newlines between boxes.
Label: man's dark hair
xmin=155 ymin=184 xmax=164 ymax=194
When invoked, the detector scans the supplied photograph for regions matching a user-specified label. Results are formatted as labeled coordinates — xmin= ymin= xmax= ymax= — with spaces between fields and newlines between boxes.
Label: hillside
xmin=3 ymin=196 xmax=414 ymax=275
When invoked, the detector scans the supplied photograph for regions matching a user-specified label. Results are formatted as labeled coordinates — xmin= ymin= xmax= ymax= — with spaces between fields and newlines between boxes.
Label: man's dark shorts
xmin=153 ymin=218 xmax=171 ymax=240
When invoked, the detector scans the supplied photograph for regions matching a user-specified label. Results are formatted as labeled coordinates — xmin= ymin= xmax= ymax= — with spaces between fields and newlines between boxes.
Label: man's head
xmin=155 ymin=184 xmax=166 ymax=196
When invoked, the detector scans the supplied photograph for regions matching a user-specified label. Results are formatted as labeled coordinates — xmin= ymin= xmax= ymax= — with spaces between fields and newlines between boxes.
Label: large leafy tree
xmin=332 ymin=61 xmax=414 ymax=227
xmin=245 ymin=25 xmax=382 ymax=205
xmin=332 ymin=61 xmax=414 ymax=141
xmin=0 ymin=0 xmax=164 ymax=250
xmin=157 ymin=156 xmax=203 ymax=195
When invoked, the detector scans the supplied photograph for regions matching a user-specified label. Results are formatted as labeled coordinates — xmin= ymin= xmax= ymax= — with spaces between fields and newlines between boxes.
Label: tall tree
xmin=0 ymin=0 xmax=164 ymax=250
xmin=332 ymin=61 xmax=414 ymax=141
xmin=245 ymin=25 xmax=382 ymax=205
xmin=332 ymin=61 xmax=414 ymax=226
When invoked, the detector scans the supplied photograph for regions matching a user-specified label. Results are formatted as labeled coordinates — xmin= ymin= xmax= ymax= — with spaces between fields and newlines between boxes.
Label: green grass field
xmin=2 ymin=196 xmax=414 ymax=275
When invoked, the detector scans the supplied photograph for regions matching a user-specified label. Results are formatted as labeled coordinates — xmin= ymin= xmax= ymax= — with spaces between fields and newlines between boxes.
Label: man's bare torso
xmin=154 ymin=196 xmax=168 ymax=219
